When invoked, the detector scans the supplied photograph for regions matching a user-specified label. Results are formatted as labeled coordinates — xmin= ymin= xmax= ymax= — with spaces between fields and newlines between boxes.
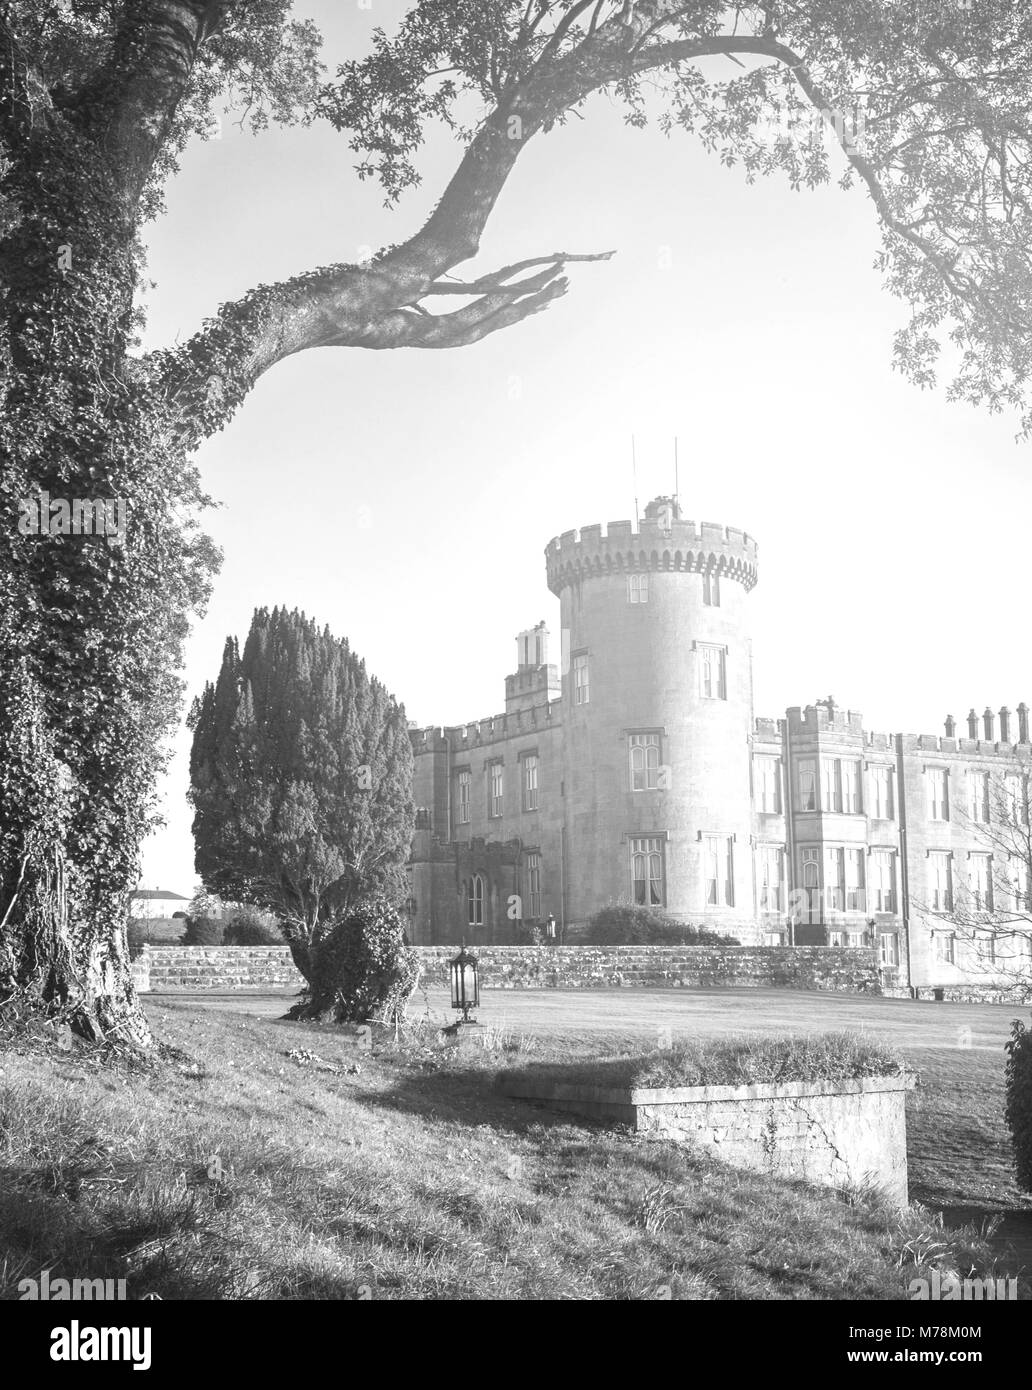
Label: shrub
xmin=512 ymin=919 xmax=544 ymax=946
xmin=1005 ymin=1016 xmax=1032 ymax=1192
xmin=183 ymin=914 xmax=225 ymax=946
xmin=582 ymin=905 xmax=739 ymax=947
xmin=295 ymin=893 xmax=420 ymax=1023
xmin=223 ymin=907 xmax=283 ymax=945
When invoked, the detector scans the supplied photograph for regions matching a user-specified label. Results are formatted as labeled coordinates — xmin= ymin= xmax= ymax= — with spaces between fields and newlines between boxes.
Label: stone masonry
xmin=137 ymin=943 xmax=879 ymax=995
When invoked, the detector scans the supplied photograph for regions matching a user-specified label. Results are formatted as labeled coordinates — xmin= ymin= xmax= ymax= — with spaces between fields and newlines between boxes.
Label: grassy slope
xmin=0 ymin=1002 xmax=1025 ymax=1301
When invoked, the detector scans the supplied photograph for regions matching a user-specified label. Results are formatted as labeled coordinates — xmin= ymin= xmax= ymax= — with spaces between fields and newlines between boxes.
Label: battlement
xmin=753 ymin=717 xmax=782 ymax=742
xmin=787 ymin=703 xmax=865 ymax=737
xmin=899 ymin=732 xmax=1032 ymax=759
xmin=409 ymin=698 xmax=563 ymax=754
xmin=545 ymin=504 xmax=759 ymax=597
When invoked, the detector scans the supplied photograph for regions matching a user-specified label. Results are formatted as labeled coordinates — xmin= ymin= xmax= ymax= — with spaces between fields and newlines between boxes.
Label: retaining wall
xmin=136 ymin=944 xmax=880 ymax=994
xmin=498 ymin=1073 xmax=916 ymax=1205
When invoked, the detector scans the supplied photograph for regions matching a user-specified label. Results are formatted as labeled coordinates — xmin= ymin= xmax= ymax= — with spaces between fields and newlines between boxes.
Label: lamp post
xmin=449 ymin=943 xmax=480 ymax=1025
xmin=545 ymin=912 xmax=557 ymax=944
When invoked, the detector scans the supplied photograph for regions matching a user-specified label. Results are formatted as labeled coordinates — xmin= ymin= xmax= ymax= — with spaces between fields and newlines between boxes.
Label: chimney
xmin=984 ymin=706 xmax=995 ymax=742
xmin=967 ymin=709 xmax=979 ymax=739
xmin=1000 ymin=706 xmax=1011 ymax=743
xmin=516 ymin=621 xmax=549 ymax=670
xmin=944 ymin=714 xmax=956 ymax=739
xmin=1020 ymin=703 xmax=1030 ymax=743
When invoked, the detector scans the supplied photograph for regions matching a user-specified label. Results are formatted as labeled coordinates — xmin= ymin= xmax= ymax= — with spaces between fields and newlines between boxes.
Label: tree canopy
xmin=188 ymin=607 xmax=414 ymax=971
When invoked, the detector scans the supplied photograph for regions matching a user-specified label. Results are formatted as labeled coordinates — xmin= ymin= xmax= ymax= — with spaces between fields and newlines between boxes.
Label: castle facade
xmin=406 ymin=497 xmax=1031 ymax=994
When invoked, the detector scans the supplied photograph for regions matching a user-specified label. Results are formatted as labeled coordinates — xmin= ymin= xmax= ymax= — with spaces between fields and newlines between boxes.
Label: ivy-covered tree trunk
xmin=0 ymin=121 xmax=213 ymax=1043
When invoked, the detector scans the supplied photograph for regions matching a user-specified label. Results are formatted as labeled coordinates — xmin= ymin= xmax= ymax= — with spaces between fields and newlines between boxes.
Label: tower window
xmin=927 ymin=768 xmax=949 ymax=821
xmin=628 ymin=573 xmax=649 ymax=604
xmin=968 ymin=852 xmax=993 ymax=913
xmin=821 ymin=758 xmax=861 ymax=814
xmin=703 ymin=834 xmax=734 ymax=907
xmin=824 ymin=845 xmax=845 ymax=912
xmin=755 ymin=756 xmax=781 ymax=814
xmin=456 ymin=769 xmax=471 ymax=825
xmin=879 ymin=933 xmax=899 ymax=968
xmin=1010 ymin=858 xmax=1030 ymax=914
xmin=933 ymin=930 xmax=955 ymax=964
xmin=631 ymin=836 xmax=665 ymax=906
xmin=870 ymin=850 xmax=895 ymax=913
xmin=929 ymin=851 xmax=953 ymax=911
xmin=702 ymin=571 xmax=720 ymax=607
xmin=521 ymin=753 xmax=539 ymax=812
xmin=869 ymin=765 xmax=894 ymax=820
xmin=797 ymin=760 xmax=817 ymax=812
xmin=488 ymin=761 xmax=504 ymax=818
xmin=467 ymin=873 xmax=485 ymax=929
xmin=844 ymin=848 xmax=865 ymax=912
xmin=757 ymin=844 xmax=783 ymax=912
xmin=1006 ymin=774 xmax=1029 ymax=825
xmin=970 ymin=771 xmax=991 ymax=824
xmin=629 ymin=732 xmax=662 ymax=790
xmin=698 ymin=644 xmax=726 ymax=700
xmin=573 ymin=652 xmax=590 ymax=705
xmin=526 ymin=852 xmax=542 ymax=919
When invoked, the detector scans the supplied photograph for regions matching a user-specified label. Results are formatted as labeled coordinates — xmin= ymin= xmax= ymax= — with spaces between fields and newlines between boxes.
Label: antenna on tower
xmin=632 ymin=435 xmax=639 ymax=529
xmin=674 ymin=436 xmax=679 ymax=512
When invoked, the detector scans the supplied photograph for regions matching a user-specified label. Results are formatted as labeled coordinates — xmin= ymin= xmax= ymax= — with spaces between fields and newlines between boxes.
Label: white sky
xmin=137 ymin=1 xmax=1032 ymax=894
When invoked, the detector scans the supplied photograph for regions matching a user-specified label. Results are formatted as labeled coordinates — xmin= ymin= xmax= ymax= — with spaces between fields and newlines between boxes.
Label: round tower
xmin=545 ymin=497 xmax=759 ymax=934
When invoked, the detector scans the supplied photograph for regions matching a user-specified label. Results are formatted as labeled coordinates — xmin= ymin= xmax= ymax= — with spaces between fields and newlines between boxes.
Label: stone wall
xmin=138 ymin=946 xmax=304 ymax=993
xmin=498 ymin=1074 xmax=915 ymax=1206
xmin=414 ymin=944 xmax=880 ymax=992
xmin=138 ymin=943 xmax=880 ymax=994
xmin=912 ymin=982 xmax=1032 ymax=1005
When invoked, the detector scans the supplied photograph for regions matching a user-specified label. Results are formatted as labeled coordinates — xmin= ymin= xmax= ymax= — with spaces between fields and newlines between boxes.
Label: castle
xmin=406 ymin=497 xmax=1031 ymax=994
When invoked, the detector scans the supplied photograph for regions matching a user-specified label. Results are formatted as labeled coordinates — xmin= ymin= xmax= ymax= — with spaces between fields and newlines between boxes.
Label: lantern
xmin=544 ymin=913 xmax=557 ymax=943
xmin=449 ymin=943 xmax=480 ymax=1024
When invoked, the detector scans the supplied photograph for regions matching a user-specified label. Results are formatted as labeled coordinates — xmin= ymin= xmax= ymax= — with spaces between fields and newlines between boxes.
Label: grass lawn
xmin=0 ymin=989 xmax=1029 ymax=1300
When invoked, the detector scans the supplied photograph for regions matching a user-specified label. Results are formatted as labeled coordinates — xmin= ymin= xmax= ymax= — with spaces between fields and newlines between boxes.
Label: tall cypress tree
xmin=189 ymin=609 xmax=414 ymax=1014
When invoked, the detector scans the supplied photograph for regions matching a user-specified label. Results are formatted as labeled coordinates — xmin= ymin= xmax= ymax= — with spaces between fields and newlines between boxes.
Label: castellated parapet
xmin=545 ymin=505 xmax=758 ymax=597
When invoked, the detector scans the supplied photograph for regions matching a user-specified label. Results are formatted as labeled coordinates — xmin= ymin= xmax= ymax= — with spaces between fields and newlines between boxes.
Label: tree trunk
xmin=0 ymin=136 xmax=208 ymax=1047
xmin=0 ymin=846 xmax=149 ymax=1045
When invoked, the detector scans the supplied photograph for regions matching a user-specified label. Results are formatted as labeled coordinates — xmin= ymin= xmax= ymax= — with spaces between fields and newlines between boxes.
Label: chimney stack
xmin=984 ymin=706 xmax=996 ymax=742
xmin=1020 ymin=703 xmax=1030 ymax=743
xmin=967 ymin=709 xmax=979 ymax=739
xmin=1000 ymin=706 xmax=1011 ymax=743
xmin=944 ymin=714 xmax=956 ymax=738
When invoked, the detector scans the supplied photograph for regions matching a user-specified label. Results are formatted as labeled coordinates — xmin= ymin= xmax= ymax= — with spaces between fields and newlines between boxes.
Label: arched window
xmin=629 ymin=732 xmax=661 ymax=790
xmin=628 ymin=572 xmax=649 ymax=604
xmin=468 ymin=873 xmax=485 ymax=929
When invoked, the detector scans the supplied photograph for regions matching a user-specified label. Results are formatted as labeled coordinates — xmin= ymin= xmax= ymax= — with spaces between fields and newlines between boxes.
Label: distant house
xmin=130 ymin=889 xmax=190 ymax=921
